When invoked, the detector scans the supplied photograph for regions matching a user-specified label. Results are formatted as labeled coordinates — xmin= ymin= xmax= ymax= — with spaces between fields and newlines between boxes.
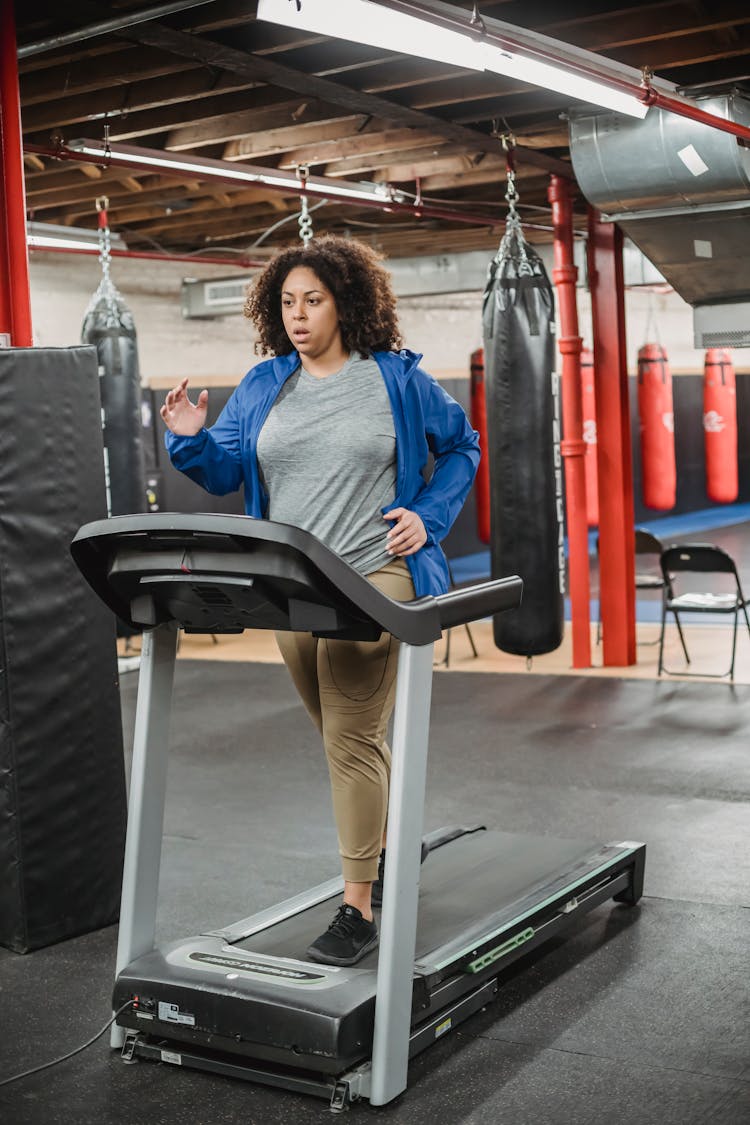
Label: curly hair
xmin=243 ymin=234 xmax=403 ymax=356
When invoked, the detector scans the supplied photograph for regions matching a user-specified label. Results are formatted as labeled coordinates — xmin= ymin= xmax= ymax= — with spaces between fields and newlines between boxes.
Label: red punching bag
xmin=703 ymin=348 xmax=738 ymax=503
xmin=470 ymin=347 xmax=490 ymax=544
xmin=580 ymin=347 xmax=599 ymax=528
xmin=637 ymin=343 xmax=676 ymax=510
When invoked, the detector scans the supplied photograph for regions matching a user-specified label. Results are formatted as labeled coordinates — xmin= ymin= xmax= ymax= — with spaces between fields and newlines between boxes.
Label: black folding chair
xmin=658 ymin=543 xmax=750 ymax=681
xmin=597 ymin=529 xmax=688 ymax=659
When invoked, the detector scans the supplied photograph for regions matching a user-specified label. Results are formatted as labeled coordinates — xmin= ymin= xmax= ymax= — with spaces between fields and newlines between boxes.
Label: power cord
xmin=0 ymin=999 xmax=135 ymax=1088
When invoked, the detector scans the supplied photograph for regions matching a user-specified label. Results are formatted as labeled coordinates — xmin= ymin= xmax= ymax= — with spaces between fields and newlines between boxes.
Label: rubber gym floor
xmin=1 ymin=516 xmax=749 ymax=1125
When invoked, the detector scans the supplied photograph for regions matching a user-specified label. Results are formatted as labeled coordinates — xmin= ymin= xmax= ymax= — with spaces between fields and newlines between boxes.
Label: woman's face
xmin=281 ymin=266 xmax=343 ymax=364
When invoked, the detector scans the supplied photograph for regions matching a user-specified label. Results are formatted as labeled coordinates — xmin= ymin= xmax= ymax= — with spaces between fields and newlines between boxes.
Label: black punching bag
xmin=482 ymin=214 xmax=564 ymax=656
xmin=81 ymin=275 xmax=146 ymax=518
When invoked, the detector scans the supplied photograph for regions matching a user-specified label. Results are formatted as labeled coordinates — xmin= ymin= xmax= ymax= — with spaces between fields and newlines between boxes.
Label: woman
xmin=161 ymin=235 xmax=479 ymax=967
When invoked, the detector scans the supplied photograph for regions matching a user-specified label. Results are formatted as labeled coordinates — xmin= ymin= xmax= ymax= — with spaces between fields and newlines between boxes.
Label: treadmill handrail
xmin=71 ymin=513 xmax=523 ymax=645
xmin=435 ymin=577 xmax=523 ymax=631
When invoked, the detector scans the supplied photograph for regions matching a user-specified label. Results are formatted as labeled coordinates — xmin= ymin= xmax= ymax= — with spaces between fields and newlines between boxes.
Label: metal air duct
xmin=569 ymin=92 xmax=750 ymax=347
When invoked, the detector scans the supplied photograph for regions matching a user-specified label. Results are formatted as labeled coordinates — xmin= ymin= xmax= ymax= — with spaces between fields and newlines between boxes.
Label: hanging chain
xmin=96 ymin=195 xmax=112 ymax=286
xmin=95 ymin=195 xmax=120 ymax=325
xmin=296 ymin=165 xmax=313 ymax=245
xmin=298 ymin=195 xmax=313 ymax=245
xmin=496 ymin=132 xmax=533 ymax=274
xmin=504 ymin=142 xmax=520 ymax=220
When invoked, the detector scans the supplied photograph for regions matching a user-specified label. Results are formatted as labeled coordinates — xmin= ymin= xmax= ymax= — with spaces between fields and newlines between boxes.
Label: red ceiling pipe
xmin=587 ymin=208 xmax=635 ymax=666
xmin=639 ymin=87 xmax=750 ymax=143
xmin=548 ymin=174 xmax=590 ymax=668
xmin=29 ymin=244 xmax=267 ymax=268
xmin=0 ymin=0 xmax=33 ymax=346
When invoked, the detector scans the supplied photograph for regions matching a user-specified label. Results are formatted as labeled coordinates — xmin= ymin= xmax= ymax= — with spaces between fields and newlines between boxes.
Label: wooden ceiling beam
xmin=324 ymin=140 xmax=468 ymax=178
xmin=372 ymin=150 xmax=503 ymax=183
xmin=545 ymin=1 xmax=750 ymax=51
xmin=358 ymin=59 xmax=479 ymax=95
xmin=27 ymin=174 xmax=163 ymax=211
xmin=20 ymin=46 xmax=195 ymax=106
xmin=449 ymin=94 xmax=571 ymax=131
xmin=278 ymin=126 xmax=440 ymax=169
xmin=349 ymin=224 xmax=506 ymax=258
xmin=115 ymin=18 xmax=572 ymax=176
xmin=20 ymin=70 xmax=262 ymax=135
xmin=165 ymin=99 xmax=351 ymax=151
xmin=25 ymin=173 xmax=262 ymax=219
xmin=226 ymin=116 xmax=380 ymax=164
xmin=25 ymin=163 xmax=140 ymax=191
xmin=127 ymin=201 xmax=297 ymax=243
xmin=417 ymin=167 xmax=552 ymax=193
xmin=54 ymin=185 xmax=288 ymax=228
xmin=508 ymin=126 xmax=571 ymax=149
xmin=608 ymin=27 xmax=750 ymax=70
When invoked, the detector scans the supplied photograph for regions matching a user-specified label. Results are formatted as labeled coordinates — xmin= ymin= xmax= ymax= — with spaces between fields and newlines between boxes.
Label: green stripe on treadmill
xmin=432 ymin=846 xmax=638 ymax=971
xmin=465 ymin=927 xmax=535 ymax=973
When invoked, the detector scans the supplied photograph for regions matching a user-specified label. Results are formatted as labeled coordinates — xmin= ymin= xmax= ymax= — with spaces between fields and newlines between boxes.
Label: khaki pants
xmin=275 ymin=557 xmax=415 ymax=883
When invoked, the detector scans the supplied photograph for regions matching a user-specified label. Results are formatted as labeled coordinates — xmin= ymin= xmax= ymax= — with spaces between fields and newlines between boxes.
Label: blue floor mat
xmin=450 ymin=504 xmax=750 ymax=623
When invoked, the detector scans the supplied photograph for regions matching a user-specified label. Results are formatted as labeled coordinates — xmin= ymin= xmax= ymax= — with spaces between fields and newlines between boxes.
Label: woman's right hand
xmin=160 ymin=377 xmax=208 ymax=436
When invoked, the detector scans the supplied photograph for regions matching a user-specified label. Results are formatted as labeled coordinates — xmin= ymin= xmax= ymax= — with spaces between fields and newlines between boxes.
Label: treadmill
xmin=71 ymin=513 xmax=645 ymax=1112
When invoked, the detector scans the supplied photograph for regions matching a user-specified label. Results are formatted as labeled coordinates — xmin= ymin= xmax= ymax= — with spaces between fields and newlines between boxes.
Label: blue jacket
xmin=165 ymin=349 xmax=479 ymax=597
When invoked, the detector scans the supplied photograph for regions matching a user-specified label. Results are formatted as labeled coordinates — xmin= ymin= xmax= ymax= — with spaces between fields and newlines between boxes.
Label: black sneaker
xmin=371 ymin=840 xmax=429 ymax=908
xmin=306 ymin=904 xmax=379 ymax=966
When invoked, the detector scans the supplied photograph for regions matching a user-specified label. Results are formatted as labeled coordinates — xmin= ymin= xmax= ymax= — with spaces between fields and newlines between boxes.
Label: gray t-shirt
xmin=256 ymin=352 xmax=397 ymax=575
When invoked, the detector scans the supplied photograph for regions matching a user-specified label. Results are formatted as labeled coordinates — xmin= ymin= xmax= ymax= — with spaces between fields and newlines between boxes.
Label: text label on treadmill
xmin=158 ymin=1001 xmax=195 ymax=1026
xmin=189 ymin=951 xmax=326 ymax=982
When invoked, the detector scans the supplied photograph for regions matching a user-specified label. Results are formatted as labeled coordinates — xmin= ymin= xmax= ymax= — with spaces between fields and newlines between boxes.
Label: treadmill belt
xmin=232 ymin=831 xmax=607 ymax=969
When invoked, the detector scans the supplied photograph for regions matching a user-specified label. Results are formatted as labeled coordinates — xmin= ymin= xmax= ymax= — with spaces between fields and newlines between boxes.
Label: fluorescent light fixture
xmin=27 ymin=220 xmax=127 ymax=252
xmin=66 ymin=139 xmax=402 ymax=203
xmin=257 ymin=0 xmax=649 ymax=119
xmin=258 ymin=0 xmax=481 ymax=69
xmin=478 ymin=44 xmax=647 ymax=119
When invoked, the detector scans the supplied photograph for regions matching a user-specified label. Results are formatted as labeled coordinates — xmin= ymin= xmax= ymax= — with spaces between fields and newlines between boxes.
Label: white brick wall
xmin=28 ymin=250 xmax=750 ymax=384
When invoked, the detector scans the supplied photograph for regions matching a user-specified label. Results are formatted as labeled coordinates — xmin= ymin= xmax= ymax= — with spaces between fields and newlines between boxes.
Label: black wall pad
xmin=0 ymin=347 xmax=126 ymax=953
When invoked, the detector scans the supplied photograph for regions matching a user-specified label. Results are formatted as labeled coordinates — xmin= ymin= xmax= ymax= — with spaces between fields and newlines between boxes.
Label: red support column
xmin=548 ymin=175 xmax=591 ymax=668
xmin=0 ymin=0 xmax=33 ymax=347
xmin=587 ymin=209 xmax=636 ymax=666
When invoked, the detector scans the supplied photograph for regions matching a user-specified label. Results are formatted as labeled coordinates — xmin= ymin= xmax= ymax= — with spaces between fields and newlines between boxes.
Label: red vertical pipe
xmin=548 ymin=175 xmax=591 ymax=668
xmin=587 ymin=209 xmax=636 ymax=666
xmin=0 ymin=0 xmax=33 ymax=346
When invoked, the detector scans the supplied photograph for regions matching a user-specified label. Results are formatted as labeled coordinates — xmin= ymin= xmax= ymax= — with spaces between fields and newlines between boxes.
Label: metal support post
xmin=111 ymin=622 xmax=178 ymax=1047
xmin=549 ymin=174 xmax=591 ymax=668
xmin=0 ymin=0 xmax=33 ymax=346
xmin=369 ymin=640 xmax=435 ymax=1106
xmin=587 ymin=208 xmax=636 ymax=666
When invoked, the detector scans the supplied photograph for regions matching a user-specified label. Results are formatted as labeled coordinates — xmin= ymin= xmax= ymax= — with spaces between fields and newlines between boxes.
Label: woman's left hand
xmin=383 ymin=508 xmax=428 ymax=556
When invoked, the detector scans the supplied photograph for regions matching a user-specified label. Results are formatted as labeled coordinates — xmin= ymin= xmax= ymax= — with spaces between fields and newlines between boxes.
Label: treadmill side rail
xmin=111 ymin=622 xmax=178 ymax=1049
xmin=370 ymin=641 xmax=434 ymax=1107
xmin=204 ymin=876 xmax=344 ymax=942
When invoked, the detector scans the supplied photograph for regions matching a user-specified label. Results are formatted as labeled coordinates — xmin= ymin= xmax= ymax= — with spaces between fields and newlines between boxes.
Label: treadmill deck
xmin=115 ymin=830 xmax=644 ymax=1074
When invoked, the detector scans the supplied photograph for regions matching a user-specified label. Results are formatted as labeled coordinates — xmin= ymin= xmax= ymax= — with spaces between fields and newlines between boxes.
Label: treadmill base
xmin=120 ymin=975 xmax=500 ymax=1112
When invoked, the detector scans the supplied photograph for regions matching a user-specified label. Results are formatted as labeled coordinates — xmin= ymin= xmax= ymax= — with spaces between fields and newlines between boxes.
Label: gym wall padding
xmin=0 ymin=347 xmax=126 ymax=954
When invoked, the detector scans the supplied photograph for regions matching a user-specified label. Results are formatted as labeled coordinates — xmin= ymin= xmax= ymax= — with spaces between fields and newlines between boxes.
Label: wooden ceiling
xmin=15 ymin=0 xmax=750 ymax=263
